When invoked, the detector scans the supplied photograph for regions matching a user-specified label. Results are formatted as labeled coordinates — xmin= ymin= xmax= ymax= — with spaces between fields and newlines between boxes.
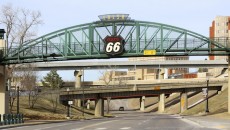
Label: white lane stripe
xmin=95 ymin=128 xmax=107 ymax=130
xmin=73 ymin=120 xmax=118 ymax=130
xmin=120 ymin=127 xmax=131 ymax=130
xmin=180 ymin=118 xmax=204 ymax=128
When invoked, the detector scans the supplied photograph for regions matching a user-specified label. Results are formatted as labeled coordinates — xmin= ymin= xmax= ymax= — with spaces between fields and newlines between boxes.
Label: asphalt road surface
xmin=2 ymin=112 xmax=219 ymax=130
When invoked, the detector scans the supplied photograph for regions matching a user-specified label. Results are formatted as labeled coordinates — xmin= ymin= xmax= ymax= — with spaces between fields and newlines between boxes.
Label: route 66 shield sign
xmin=104 ymin=35 xmax=125 ymax=56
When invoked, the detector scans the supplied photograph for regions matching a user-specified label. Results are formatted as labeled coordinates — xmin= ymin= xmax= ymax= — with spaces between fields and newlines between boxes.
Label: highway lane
xmin=3 ymin=112 xmax=219 ymax=130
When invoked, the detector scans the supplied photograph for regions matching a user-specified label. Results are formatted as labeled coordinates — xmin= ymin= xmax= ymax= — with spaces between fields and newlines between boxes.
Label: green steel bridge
xmin=1 ymin=15 xmax=230 ymax=64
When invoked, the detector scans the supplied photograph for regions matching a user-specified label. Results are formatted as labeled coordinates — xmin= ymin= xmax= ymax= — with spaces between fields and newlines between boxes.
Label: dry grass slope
xmin=182 ymin=88 xmax=228 ymax=116
xmin=11 ymin=96 xmax=93 ymax=120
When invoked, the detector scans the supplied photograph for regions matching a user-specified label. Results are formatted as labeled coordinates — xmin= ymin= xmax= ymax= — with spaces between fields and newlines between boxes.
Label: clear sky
xmin=0 ymin=0 xmax=229 ymax=81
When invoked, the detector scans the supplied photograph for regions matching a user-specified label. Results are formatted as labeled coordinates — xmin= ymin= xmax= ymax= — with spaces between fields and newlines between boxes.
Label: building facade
xmin=128 ymin=56 xmax=189 ymax=80
xmin=99 ymin=56 xmax=189 ymax=83
xmin=209 ymin=16 xmax=230 ymax=60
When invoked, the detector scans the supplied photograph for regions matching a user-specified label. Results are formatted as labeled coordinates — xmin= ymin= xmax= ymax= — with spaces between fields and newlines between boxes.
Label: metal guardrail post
xmin=18 ymin=114 xmax=21 ymax=123
xmin=0 ymin=114 xmax=1 ymax=125
xmin=18 ymin=114 xmax=24 ymax=123
xmin=8 ymin=114 xmax=11 ymax=125
xmin=15 ymin=114 xmax=18 ymax=124
xmin=3 ymin=114 xmax=7 ymax=125
xmin=21 ymin=114 xmax=24 ymax=123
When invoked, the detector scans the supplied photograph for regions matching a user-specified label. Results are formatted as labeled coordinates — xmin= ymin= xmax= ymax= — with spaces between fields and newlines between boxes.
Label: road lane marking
xmin=95 ymin=128 xmax=107 ymax=130
xmin=120 ymin=127 xmax=131 ymax=130
xmin=180 ymin=118 xmax=204 ymax=128
xmin=73 ymin=120 xmax=118 ymax=130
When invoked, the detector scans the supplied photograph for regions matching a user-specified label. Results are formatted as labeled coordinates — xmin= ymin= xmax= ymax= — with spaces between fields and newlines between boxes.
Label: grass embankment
xmin=182 ymin=88 xmax=230 ymax=118
xmin=11 ymin=95 xmax=94 ymax=120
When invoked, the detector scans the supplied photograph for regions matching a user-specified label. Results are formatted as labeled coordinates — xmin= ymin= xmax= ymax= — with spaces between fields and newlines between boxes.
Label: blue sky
xmin=0 ymin=0 xmax=229 ymax=81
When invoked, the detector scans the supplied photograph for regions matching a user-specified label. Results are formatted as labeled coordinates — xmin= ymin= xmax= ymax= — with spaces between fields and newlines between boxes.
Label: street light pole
xmin=66 ymin=88 xmax=70 ymax=119
xmin=206 ymin=77 xmax=209 ymax=113
xmin=17 ymin=86 xmax=19 ymax=114
xmin=82 ymin=69 xmax=85 ymax=117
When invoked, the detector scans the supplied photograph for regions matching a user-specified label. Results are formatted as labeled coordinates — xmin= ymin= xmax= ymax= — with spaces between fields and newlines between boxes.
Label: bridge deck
xmin=60 ymin=78 xmax=226 ymax=100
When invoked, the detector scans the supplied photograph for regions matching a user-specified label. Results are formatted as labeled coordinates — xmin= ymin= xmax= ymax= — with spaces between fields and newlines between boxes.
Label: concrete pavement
xmin=184 ymin=115 xmax=230 ymax=130
xmin=0 ymin=112 xmax=226 ymax=130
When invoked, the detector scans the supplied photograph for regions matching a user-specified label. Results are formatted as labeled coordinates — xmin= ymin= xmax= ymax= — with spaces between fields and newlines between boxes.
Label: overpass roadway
xmin=60 ymin=78 xmax=226 ymax=100
xmin=60 ymin=78 xmax=226 ymax=116
xmin=19 ymin=60 xmax=228 ymax=70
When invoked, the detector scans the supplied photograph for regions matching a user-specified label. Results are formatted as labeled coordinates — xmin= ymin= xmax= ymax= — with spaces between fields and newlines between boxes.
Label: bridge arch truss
xmin=3 ymin=20 xmax=230 ymax=64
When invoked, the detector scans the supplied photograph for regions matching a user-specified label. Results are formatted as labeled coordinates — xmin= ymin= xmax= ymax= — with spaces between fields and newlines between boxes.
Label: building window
xmin=227 ymin=22 xmax=229 ymax=26
xmin=227 ymin=30 xmax=228 ymax=33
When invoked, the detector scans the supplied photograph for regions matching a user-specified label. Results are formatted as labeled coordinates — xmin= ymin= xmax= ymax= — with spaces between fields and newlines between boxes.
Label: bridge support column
xmin=74 ymin=70 xmax=82 ymax=107
xmin=158 ymin=93 xmax=165 ymax=113
xmin=180 ymin=92 xmax=188 ymax=113
xmin=74 ymin=70 xmax=82 ymax=89
xmin=95 ymin=98 xmax=104 ymax=117
xmin=0 ymin=66 xmax=9 ymax=115
xmin=228 ymin=56 xmax=230 ymax=114
xmin=140 ymin=96 xmax=145 ymax=111
xmin=159 ymin=69 xmax=165 ymax=79
xmin=87 ymin=99 xmax=90 ymax=110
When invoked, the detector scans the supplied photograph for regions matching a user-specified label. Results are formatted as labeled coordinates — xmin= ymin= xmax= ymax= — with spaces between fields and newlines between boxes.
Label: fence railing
xmin=0 ymin=114 xmax=24 ymax=125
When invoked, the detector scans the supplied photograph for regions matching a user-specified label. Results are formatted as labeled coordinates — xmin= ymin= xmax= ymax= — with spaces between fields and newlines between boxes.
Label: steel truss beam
xmin=2 ymin=20 xmax=230 ymax=64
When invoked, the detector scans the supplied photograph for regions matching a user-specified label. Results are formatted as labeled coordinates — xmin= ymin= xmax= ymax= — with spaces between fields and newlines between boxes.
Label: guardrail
xmin=0 ymin=114 xmax=24 ymax=125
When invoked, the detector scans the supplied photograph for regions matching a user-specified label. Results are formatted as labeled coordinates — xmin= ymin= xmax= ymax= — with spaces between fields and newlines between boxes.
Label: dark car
xmin=119 ymin=106 xmax=124 ymax=111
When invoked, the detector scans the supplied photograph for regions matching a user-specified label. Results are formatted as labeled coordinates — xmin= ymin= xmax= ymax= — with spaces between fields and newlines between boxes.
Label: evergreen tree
xmin=41 ymin=70 xmax=64 ymax=112
xmin=42 ymin=70 xmax=64 ymax=89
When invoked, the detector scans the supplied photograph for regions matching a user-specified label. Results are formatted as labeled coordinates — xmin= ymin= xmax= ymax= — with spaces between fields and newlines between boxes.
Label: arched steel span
xmin=2 ymin=20 xmax=230 ymax=64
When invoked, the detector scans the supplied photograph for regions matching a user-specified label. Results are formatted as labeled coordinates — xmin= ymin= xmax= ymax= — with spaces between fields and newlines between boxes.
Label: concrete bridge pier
xmin=74 ymin=70 xmax=82 ymax=89
xmin=0 ymin=66 xmax=9 ymax=115
xmin=158 ymin=68 xmax=165 ymax=80
xmin=158 ymin=68 xmax=165 ymax=113
xmin=74 ymin=70 xmax=82 ymax=107
xmin=180 ymin=91 xmax=188 ymax=113
xmin=87 ymin=99 xmax=90 ymax=110
xmin=140 ymin=96 xmax=145 ymax=111
xmin=228 ymin=56 xmax=230 ymax=114
xmin=158 ymin=93 xmax=165 ymax=113
xmin=95 ymin=98 xmax=104 ymax=117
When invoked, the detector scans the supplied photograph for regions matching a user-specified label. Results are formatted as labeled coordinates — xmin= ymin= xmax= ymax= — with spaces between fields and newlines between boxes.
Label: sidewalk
xmin=0 ymin=119 xmax=70 ymax=129
xmin=183 ymin=113 xmax=230 ymax=130
xmin=0 ymin=116 xmax=104 ymax=129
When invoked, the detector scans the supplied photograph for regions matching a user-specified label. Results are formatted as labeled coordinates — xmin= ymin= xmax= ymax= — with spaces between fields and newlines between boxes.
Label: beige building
xmin=209 ymin=16 xmax=230 ymax=76
xmin=128 ymin=56 xmax=189 ymax=80
xmin=209 ymin=16 xmax=230 ymax=61
xmin=99 ymin=56 xmax=189 ymax=82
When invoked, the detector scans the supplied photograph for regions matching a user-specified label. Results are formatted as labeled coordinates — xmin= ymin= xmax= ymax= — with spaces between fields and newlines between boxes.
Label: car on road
xmin=119 ymin=106 xmax=124 ymax=111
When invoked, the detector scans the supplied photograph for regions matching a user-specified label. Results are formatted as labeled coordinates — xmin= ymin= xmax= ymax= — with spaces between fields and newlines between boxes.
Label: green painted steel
xmin=2 ymin=20 xmax=230 ymax=64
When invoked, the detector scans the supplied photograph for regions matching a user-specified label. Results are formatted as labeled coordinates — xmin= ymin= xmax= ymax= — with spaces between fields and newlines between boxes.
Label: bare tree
xmin=0 ymin=4 xmax=17 ymax=50
xmin=99 ymin=70 xmax=113 ymax=87
xmin=13 ymin=63 xmax=40 ymax=108
xmin=99 ymin=66 xmax=127 ymax=113
xmin=9 ymin=89 xmax=17 ymax=113
xmin=0 ymin=4 xmax=43 ymax=49
xmin=0 ymin=4 xmax=43 ymax=109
